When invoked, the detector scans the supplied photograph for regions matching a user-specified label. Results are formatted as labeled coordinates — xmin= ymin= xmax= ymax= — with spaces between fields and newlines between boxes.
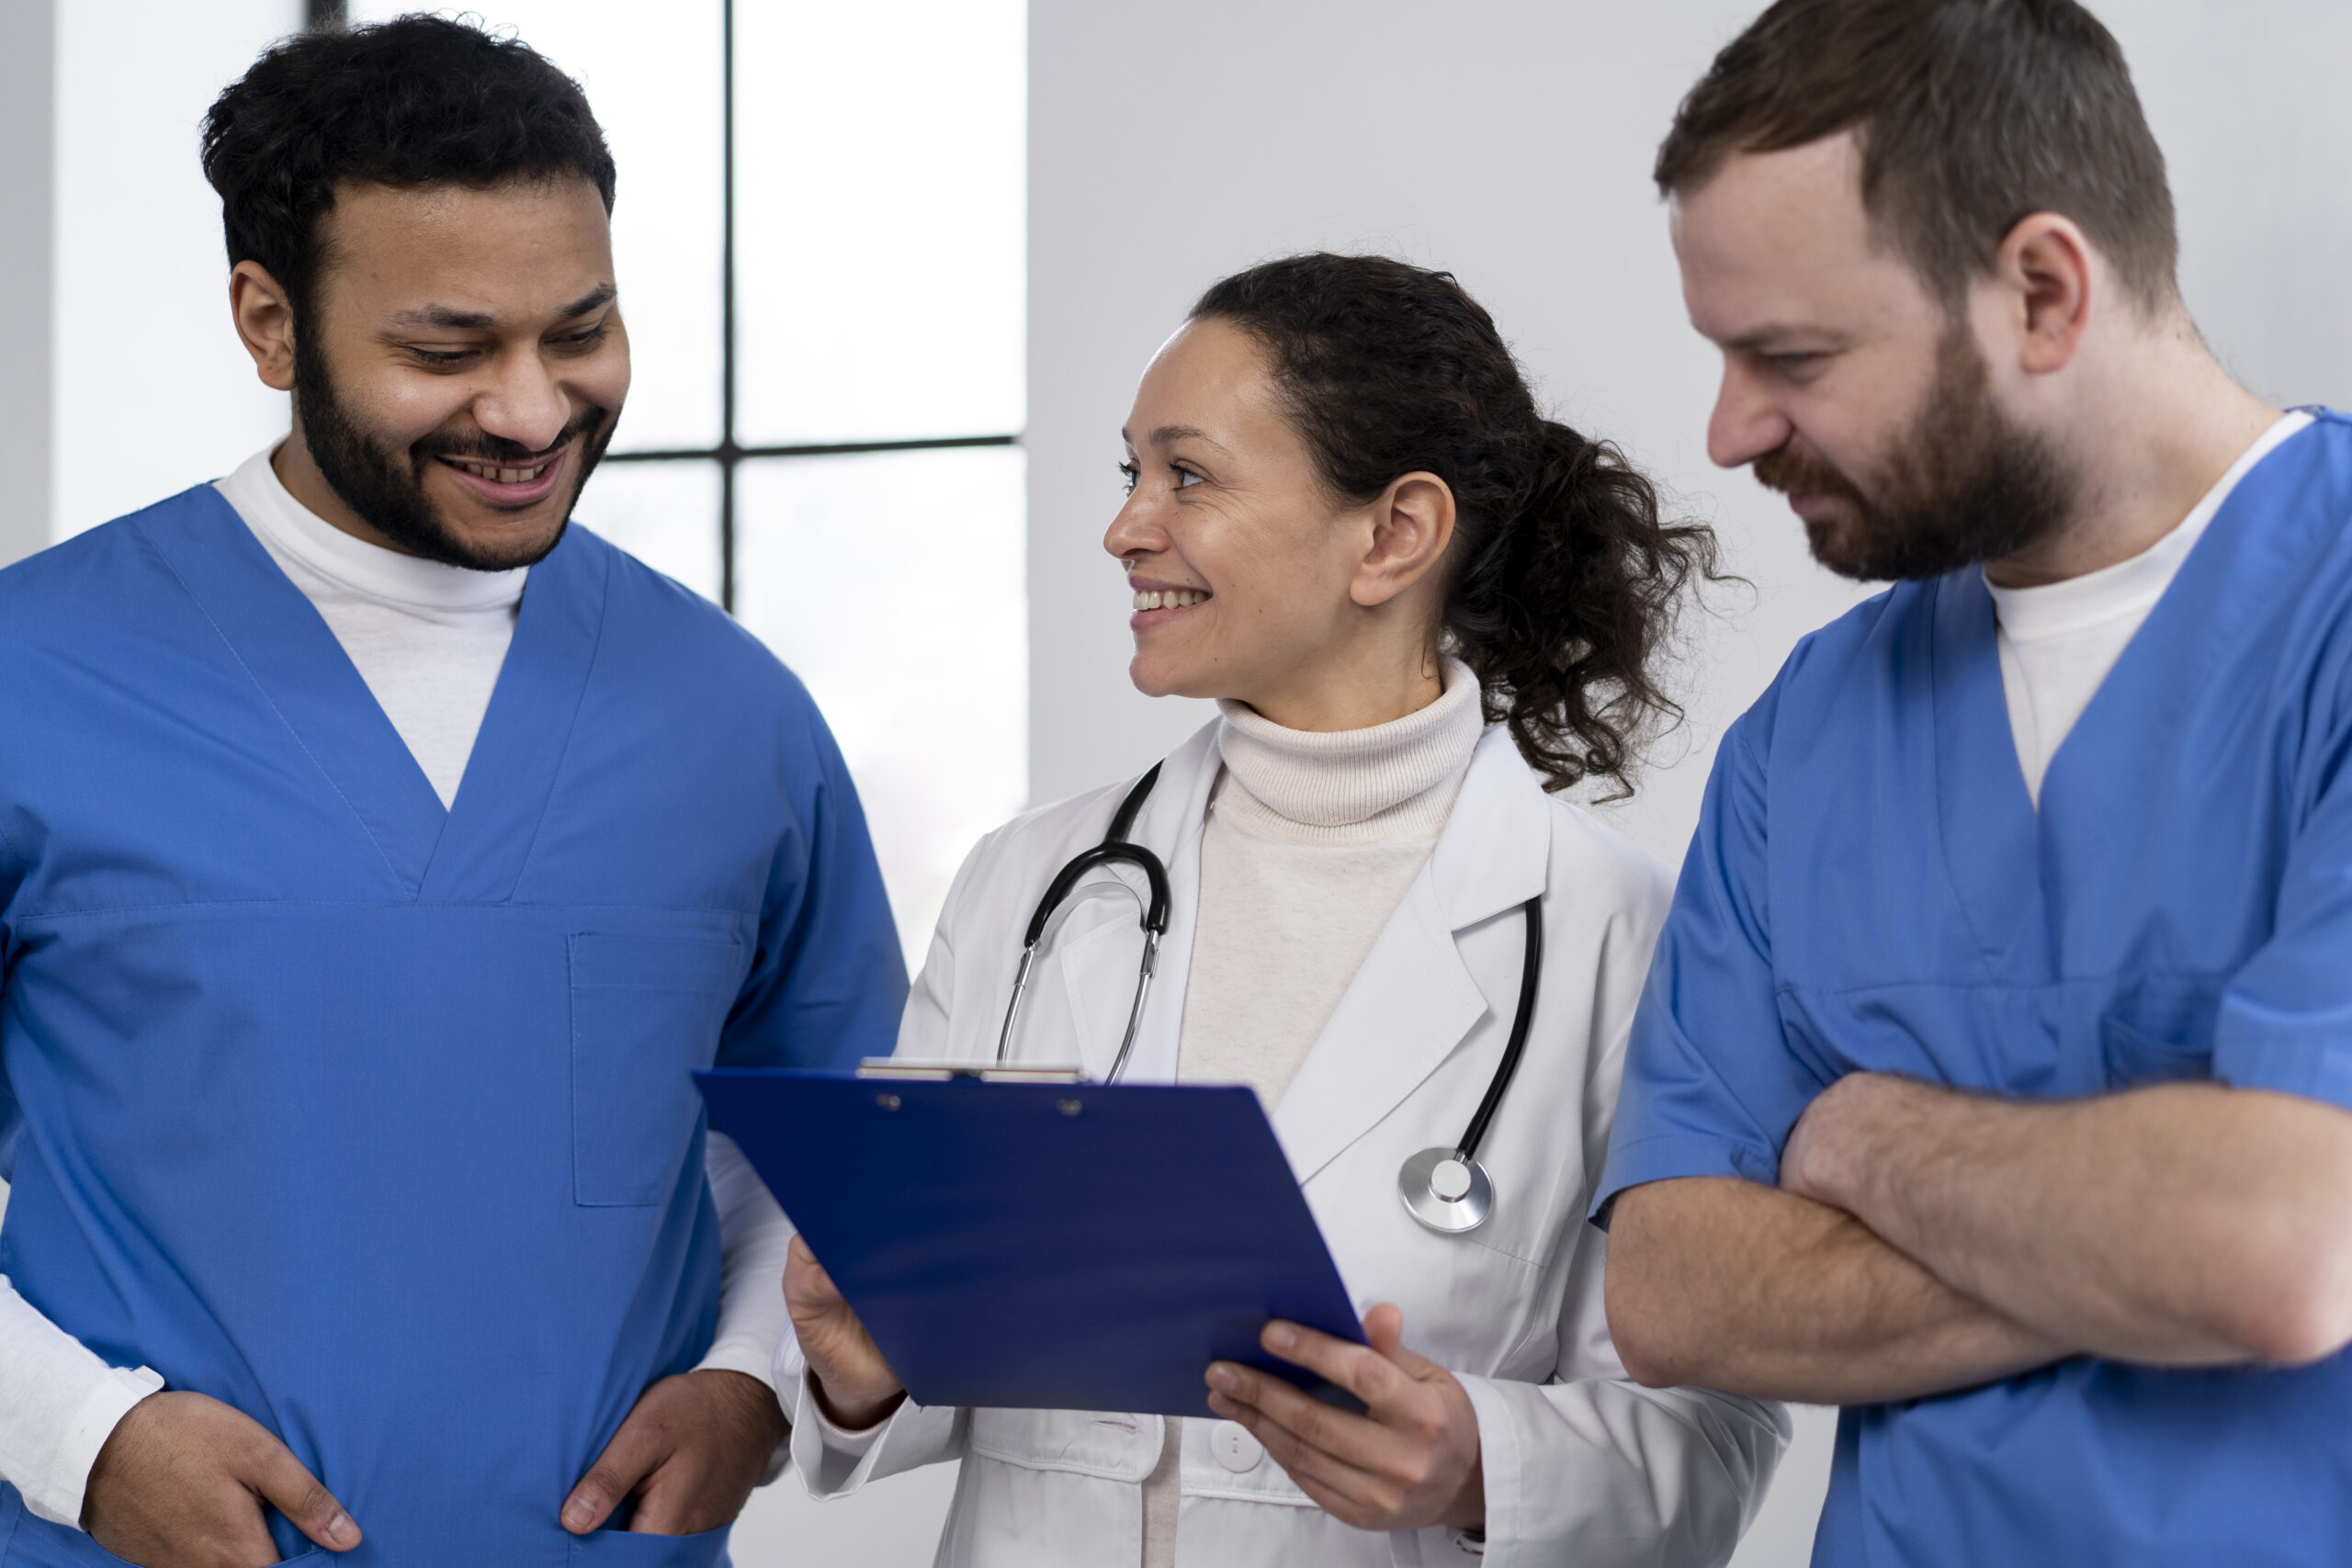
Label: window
xmin=349 ymin=0 xmax=1029 ymax=964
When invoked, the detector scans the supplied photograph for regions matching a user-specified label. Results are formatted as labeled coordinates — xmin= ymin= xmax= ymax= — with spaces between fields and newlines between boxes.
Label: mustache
xmin=1752 ymin=443 xmax=1867 ymax=505
xmin=414 ymin=406 xmax=612 ymax=468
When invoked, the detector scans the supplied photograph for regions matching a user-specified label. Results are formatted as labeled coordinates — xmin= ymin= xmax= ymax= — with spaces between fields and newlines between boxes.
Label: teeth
xmin=1131 ymin=590 xmax=1206 ymax=611
xmin=458 ymin=460 xmax=546 ymax=483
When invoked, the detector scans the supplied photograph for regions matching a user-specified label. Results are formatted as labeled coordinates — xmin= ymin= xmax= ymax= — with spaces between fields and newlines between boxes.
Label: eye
xmin=1768 ymin=351 xmax=1826 ymax=378
xmin=407 ymin=346 xmax=476 ymax=367
xmin=1173 ymin=466 xmax=1204 ymax=491
xmin=1117 ymin=461 xmax=1140 ymax=495
xmin=554 ymin=321 xmax=610 ymax=353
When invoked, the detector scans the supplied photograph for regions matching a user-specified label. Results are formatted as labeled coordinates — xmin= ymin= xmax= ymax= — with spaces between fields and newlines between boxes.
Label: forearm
xmin=1791 ymin=1078 xmax=2352 ymax=1366
xmin=0 ymin=1276 xmax=164 ymax=1528
xmin=699 ymin=1133 xmax=794 ymax=1390
xmin=1605 ymin=1178 xmax=2069 ymax=1404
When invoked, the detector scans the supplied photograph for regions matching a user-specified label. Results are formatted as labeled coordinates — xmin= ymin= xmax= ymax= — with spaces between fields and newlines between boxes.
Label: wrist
xmin=806 ymin=1368 xmax=903 ymax=1434
xmin=1441 ymin=1444 xmax=1486 ymax=1530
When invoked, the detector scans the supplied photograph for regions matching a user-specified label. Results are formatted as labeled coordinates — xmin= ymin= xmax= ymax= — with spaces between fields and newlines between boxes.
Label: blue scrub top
xmin=1598 ymin=412 xmax=2352 ymax=1567
xmin=0 ymin=485 xmax=907 ymax=1565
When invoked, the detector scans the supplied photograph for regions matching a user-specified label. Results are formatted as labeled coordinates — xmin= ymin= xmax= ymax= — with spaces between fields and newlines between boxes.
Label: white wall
xmin=50 ymin=0 xmax=297 ymax=542
xmin=1026 ymin=4 xmax=2352 ymax=1566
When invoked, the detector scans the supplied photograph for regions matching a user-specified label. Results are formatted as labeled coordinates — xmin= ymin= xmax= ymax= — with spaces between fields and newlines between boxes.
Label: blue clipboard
xmin=696 ymin=1068 xmax=1365 ymax=1417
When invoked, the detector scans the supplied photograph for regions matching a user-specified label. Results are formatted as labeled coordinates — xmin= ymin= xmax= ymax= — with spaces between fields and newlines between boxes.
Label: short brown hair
xmin=1657 ymin=0 xmax=2177 ymax=311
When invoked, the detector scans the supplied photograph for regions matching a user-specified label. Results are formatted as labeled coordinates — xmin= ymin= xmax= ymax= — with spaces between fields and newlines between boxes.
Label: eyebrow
xmin=386 ymin=283 xmax=616 ymax=333
xmin=1144 ymin=423 xmax=1229 ymax=453
xmin=1718 ymin=323 xmax=1851 ymax=355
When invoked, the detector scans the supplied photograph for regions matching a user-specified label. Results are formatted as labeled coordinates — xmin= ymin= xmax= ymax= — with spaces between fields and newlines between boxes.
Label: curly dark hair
xmin=200 ymin=15 xmax=616 ymax=324
xmin=1192 ymin=254 xmax=1721 ymax=797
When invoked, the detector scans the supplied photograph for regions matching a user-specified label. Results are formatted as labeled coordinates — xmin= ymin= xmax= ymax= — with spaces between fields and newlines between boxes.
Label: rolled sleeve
xmin=2212 ymin=720 xmax=2352 ymax=1112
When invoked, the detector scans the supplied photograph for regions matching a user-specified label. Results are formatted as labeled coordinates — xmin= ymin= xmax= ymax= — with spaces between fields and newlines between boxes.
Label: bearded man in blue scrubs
xmin=1598 ymin=2 xmax=2352 ymax=1563
xmin=0 ymin=17 xmax=905 ymax=1566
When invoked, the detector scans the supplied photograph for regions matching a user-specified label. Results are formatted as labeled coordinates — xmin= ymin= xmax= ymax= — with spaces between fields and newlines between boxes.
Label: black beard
xmin=291 ymin=325 xmax=616 ymax=572
xmin=1757 ymin=326 xmax=2077 ymax=582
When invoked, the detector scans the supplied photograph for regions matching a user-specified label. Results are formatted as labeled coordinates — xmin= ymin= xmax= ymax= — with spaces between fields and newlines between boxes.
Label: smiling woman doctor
xmin=779 ymin=254 xmax=1788 ymax=1567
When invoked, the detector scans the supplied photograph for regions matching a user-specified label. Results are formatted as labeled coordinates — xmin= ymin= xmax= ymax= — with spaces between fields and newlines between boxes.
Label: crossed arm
xmin=1606 ymin=1073 xmax=2352 ymax=1405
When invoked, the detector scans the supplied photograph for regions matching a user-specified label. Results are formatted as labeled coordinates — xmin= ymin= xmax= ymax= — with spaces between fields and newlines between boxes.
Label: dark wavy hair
xmin=200 ymin=15 xmax=616 ymax=325
xmin=1192 ymin=254 xmax=1719 ymax=797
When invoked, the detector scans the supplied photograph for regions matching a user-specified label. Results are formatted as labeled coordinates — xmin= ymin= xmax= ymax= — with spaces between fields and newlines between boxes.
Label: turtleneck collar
xmin=1212 ymin=657 xmax=1487 ymax=844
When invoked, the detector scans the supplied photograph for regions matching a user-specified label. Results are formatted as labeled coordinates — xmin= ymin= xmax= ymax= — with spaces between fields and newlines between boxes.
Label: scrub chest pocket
xmin=570 ymin=932 xmax=745 ymax=1207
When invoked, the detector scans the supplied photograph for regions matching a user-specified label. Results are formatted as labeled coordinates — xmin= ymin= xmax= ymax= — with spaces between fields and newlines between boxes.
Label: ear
xmin=1351 ymin=472 xmax=1456 ymax=608
xmin=230 ymin=260 xmax=300 ymax=393
xmin=1992 ymin=213 xmax=2095 ymax=378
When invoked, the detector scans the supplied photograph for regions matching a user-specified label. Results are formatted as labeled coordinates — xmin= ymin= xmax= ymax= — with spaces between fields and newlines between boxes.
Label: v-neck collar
xmin=2038 ymin=415 xmax=2324 ymax=906
xmin=1930 ymin=571 xmax=2043 ymax=973
xmin=420 ymin=525 xmax=607 ymax=903
xmin=135 ymin=486 xmax=607 ymax=904
xmin=1928 ymin=414 xmax=2328 ymax=973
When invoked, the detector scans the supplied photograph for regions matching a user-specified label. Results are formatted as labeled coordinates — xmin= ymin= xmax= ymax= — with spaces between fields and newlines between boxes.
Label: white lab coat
xmin=782 ymin=719 xmax=1788 ymax=1567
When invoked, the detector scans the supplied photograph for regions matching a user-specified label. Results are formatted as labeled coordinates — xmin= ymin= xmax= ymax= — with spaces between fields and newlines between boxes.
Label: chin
xmin=1127 ymin=652 xmax=1208 ymax=701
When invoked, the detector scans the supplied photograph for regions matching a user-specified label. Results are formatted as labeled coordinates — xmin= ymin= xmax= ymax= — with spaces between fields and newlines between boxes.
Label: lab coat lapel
xmin=1272 ymin=728 xmax=1550 ymax=1185
xmin=417 ymin=525 xmax=608 ymax=903
xmin=132 ymin=485 xmax=447 ymax=896
xmin=1059 ymin=726 xmax=1220 ymax=1084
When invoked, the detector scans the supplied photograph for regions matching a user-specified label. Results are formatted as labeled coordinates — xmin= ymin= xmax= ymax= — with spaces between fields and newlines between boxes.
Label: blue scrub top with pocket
xmin=0 ymin=485 xmax=908 ymax=1566
xmin=1598 ymin=412 xmax=2352 ymax=1567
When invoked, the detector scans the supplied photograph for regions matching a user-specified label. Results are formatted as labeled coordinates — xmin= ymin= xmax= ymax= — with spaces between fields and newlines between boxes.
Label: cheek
xmin=574 ymin=344 xmax=632 ymax=412
xmin=365 ymin=374 xmax=480 ymax=454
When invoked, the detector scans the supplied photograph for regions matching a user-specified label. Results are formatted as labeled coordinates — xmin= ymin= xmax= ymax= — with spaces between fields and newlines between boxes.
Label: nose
xmin=1706 ymin=359 xmax=1793 ymax=471
xmin=1102 ymin=486 xmax=1162 ymax=565
xmin=470 ymin=348 xmax=576 ymax=454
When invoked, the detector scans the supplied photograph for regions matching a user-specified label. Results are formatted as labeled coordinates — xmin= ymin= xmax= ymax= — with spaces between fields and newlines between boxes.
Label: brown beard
xmin=1755 ymin=326 xmax=2076 ymax=581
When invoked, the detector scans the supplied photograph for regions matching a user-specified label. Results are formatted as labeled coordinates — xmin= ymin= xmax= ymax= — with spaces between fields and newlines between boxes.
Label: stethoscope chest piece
xmin=1398 ymin=1145 xmax=1493 ymax=1234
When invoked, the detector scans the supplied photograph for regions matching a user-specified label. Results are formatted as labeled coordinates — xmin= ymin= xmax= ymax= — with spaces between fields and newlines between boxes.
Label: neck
xmin=1234 ymin=635 xmax=1445 ymax=733
xmin=273 ymin=422 xmax=425 ymax=558
xmin=1986 ymin=319 xmax=2278 ymax=589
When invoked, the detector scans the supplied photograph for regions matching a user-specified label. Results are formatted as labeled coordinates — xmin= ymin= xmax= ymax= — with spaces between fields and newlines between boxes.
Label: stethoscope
xmin=994 ymin=762 xmax=1542 ymax=1235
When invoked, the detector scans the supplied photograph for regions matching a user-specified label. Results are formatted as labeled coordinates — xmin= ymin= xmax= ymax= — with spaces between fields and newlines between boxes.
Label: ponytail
xmin=1193 ymin=254 xmax=1721 ymax=796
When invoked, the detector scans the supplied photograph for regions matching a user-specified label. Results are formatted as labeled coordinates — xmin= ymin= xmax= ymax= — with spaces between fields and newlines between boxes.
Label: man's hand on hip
xmin=82 ymin=1390 xmax=362 ymax=1568
xmin=562 ymin=1370 xmax=786 ymax=1537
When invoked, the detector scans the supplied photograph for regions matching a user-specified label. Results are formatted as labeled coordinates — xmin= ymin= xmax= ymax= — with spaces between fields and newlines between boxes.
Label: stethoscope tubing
xmin=996 ymin=765 xmax=1168 ymax=1078
xmin=995 ymin=759 xmax=1543 ymax=1235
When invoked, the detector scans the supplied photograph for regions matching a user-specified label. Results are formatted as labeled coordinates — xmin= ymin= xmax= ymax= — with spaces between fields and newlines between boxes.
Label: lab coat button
xmin=1210 ymin=1420 xmax=1264 ymax=1472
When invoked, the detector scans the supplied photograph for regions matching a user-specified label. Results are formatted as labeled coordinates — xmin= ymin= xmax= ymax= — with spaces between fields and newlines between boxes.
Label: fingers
xmin=785 ymin=1237 xmax=852 ymax=1332
xmin=1259 ymin=1320 xmax=1409 ymax=1411
xmin=245 ymin=1438 xmax=363 ymax=1554
xmin=1204 ymin=1388 xmax=1406 ymax=1529
xmin=564 ymin=1404 xmax=670 ymax=1535
xmin=599 ymin=1371 xmax=785 ymax=1537
xmin=1204 ymin=1359 xmax=1414 ymax=1479
xmin=783 ymin=1244 xmax=904 ymax=1426
xmin=1361 ymin=1303 xmax=1443 ymax=1380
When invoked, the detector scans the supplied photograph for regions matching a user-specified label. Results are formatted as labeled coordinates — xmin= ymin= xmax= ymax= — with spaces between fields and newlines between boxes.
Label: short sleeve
xmin=718 ymin=686 xmax=910 ymax=1072
xmin=2212 ymin=674 xmax=2352 ymax=1110
xmin=1592 ymin=703 xmax=1828 ymax=1219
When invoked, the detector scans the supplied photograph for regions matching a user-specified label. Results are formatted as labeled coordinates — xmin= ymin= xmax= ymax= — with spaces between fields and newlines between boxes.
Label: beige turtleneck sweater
xmin=1139 ymin=658 xmax=1487 ymax=1566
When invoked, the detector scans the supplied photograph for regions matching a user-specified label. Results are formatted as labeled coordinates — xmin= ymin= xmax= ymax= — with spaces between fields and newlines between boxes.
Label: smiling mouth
xmin=451 ymin=457 xmax=553 ymax=484
xmin=433 ymin=445 xmax=571 ymax=509
xmin=1132 ymin=589 xmax=1208 ymax=611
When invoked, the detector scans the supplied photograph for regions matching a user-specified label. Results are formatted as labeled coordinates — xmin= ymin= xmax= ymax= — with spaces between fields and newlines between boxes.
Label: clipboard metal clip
xmin=856 ymin=1058 xmax=1087 ymax=1085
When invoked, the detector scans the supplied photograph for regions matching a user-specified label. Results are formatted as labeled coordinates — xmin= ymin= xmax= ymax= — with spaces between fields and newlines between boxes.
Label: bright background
xmin=2 ymin=1 xmax=2349 ymax=1563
